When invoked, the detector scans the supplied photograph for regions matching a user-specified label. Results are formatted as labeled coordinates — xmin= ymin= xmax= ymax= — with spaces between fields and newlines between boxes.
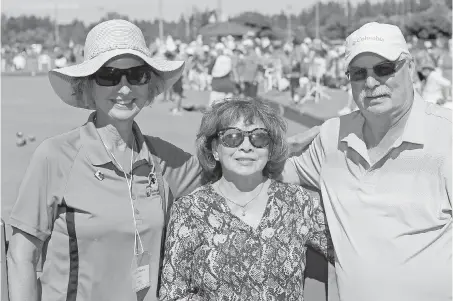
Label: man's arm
xmin=279 ymin=128 xmax=325 ymax=189
xmin=286 ymin=125 xmax=320 ymax=156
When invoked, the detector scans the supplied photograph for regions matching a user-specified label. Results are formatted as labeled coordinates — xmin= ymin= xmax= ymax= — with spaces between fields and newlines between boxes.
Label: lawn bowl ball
xmin=28 ymin=135 xmax=36 ymax=142
xmin=16 ymin=131 xmax=23 ymax=138
xmin=16 ymin=138 xmax=26 ymax=147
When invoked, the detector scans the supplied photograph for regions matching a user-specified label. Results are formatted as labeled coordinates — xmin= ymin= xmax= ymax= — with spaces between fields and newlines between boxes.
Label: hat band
xmin=85 ymin=45 xmax=151 ymax=61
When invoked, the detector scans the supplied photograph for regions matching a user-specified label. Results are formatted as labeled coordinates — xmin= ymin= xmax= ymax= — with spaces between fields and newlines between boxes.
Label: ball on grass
xmin=16 ymin=138 xmax=26 ymax=147
xmin=16 ymin=131 xmax=23 ymax=138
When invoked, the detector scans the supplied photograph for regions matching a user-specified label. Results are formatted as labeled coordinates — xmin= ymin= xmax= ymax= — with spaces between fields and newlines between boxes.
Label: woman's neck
xmin=219 ymin=172 xmax=266 ymax=194
xmin=95 ymin=114 xmax=135 ymax=152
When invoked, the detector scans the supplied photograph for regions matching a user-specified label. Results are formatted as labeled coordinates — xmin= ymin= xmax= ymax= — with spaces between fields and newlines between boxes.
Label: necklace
xmin=217 ymin=180 xmax=266 ymax=217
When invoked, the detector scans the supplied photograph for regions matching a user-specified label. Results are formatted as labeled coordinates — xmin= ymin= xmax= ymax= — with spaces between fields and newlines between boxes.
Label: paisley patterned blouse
xmin=159 ymin=180 xmax=334 ymax=301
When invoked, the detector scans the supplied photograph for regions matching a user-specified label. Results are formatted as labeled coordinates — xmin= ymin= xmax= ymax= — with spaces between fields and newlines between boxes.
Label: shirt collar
xmin=399 ymin=92 xmax=425 ymax=145
xmin=339 ymin=112 xmax=367 ymax=156
xmin=340 ymin=92 xmax=426 ymax=148
xmin=80 ymin=112 xmax=152 ymax=167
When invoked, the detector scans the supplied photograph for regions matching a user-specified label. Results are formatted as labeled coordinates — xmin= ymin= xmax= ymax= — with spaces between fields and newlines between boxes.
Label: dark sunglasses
xmin=346 ymin=60 xmax=405 ymax=81
xmin=92 ymin=65 xmax=152 ymax=86
xmin=217 ymin=127 xmax=271 ymax=148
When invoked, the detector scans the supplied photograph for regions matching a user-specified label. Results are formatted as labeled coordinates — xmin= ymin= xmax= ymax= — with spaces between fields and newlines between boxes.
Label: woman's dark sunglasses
xmin=217 ymin=127 xmax=271 ymax=148
xmin=346 ymin=60 xmax=405 ymax=81
xmin=92 ymin=65 xmax=152 ymax=86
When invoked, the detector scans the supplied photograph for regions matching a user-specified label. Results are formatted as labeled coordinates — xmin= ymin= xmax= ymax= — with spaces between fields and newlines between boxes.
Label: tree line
xmin=1 ymin=0 xmax=451 ymax=49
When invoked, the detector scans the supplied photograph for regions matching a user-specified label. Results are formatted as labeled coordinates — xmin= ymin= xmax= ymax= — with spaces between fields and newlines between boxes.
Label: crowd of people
xmin=150 ymin=33 xmax=352 ymax=115
xmin=4 ymin=18 xmax=452 ymax=301
xmin=1 ymin=43 xmax=81 ymax=73
xmin=3 ymin=28 xmax=451 ymax=118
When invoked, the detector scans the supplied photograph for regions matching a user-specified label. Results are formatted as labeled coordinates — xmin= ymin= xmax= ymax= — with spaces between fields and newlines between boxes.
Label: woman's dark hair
xmin=196 ymin=97 xmax=289 ymax=183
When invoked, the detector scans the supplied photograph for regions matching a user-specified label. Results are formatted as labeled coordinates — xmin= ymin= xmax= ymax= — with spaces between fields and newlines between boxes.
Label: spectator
xmin=420 ymin=61 xmax=451 ymax=106
xmin=438 ymin=39 xmax=452 ymax=82
xmin=208 ymin=44 xmax=237 ymax=107
xmin=240 ymin=39 xmax=261 ymax=98
xmin=12 ymin=53 xmax=26 ymax=71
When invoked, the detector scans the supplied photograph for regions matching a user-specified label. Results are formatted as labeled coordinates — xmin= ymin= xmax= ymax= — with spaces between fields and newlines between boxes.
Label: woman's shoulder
xmin=144 ymin=135 xmax=194 ymax=162
xmin=33 ymin=127 xmax=83 ymax=159
xmin=178 ymin=184 xmax=213 ymax=203
xmin=271 ymin=181 xmax=320 ymax=201
xmin=172 ymin=184 xmax=215 ymax=216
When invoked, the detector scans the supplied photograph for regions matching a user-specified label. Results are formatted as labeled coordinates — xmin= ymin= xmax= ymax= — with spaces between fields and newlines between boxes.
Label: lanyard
xmin=100 ymin=136 xmax=144 ymax=255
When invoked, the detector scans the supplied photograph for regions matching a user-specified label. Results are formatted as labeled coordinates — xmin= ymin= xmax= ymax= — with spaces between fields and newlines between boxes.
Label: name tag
xmin=131 ymin=251 xmax=151 ymax=292
xmin=132 ymin=264 xmax=150 ymax=292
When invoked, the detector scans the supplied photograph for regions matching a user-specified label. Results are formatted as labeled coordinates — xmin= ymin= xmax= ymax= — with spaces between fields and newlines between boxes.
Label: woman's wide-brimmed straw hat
xmin=48 ymin=19 xmax=185 ymax=109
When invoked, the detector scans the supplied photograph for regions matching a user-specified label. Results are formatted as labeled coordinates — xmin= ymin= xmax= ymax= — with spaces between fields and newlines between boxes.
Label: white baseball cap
xmin=344 ymin=22 xmax=410 ymax=67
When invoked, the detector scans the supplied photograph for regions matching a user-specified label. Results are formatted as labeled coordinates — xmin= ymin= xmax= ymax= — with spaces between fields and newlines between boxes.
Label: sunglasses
xmin=217 ymin=127 xmax=271 ymax=148
xmin=92 ymin=65 xmax=152 ymax=86
xmin=346 ymin=60 xmax=405 ymax=81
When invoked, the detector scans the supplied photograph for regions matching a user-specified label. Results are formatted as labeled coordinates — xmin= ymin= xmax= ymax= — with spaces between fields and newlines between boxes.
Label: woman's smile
xmin=111 ymin=98 xmax=136 ymax=108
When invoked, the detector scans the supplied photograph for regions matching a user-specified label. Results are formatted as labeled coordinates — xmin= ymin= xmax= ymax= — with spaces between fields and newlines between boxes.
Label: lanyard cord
xmin=100 ymin=136 xmax=144 ymax=255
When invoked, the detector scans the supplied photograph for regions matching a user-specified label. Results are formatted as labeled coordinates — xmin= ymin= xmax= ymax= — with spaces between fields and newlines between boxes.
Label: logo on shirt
xmin=146 ymin=171 xmax=159 ymax=197
xmin=94 ymin=170 xmax=104 ymax=181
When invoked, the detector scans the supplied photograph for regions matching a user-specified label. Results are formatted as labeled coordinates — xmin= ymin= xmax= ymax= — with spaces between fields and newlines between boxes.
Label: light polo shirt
xmin=8 ymin=112 xmax=202 ymax=301
xmin=282 ymin=93 xmax=452 ymax=301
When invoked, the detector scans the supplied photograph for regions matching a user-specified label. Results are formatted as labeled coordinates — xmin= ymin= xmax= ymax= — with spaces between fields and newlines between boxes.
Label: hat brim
xmin=48 ymin=49 xmax=185 ymax=109
xmin=345 ymin=43 xmax=407 ymax=68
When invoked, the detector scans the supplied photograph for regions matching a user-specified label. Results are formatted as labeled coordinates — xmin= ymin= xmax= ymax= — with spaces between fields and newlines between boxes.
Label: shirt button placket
xmin=362 ymin=166 xmax=377 ymax=192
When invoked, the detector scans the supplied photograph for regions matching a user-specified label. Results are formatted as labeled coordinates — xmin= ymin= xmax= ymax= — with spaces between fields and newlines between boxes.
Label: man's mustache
xmin=363 ymin=89 xmax=391 ymax=97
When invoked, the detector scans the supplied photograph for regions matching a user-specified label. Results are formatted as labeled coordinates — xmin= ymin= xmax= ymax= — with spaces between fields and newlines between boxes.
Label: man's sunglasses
xmin=217 ymin=127 xmax=271 ymax=148
xmin=92 ymin=65 xmax=152 ymax=86
xmin=346 ymin=60 xmax=405 ymax=81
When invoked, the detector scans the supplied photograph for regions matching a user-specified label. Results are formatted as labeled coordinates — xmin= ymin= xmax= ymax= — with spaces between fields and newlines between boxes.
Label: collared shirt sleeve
xmin=149 ymin=137 xmax=203 ymax=199
xmin=8 ymin=141 xmax=61 ymax=241
xmin=162 ymin=153 xmax=202 ymax=200
xmin=159 ymin=195 xmax=202 ymax=301
xmin=279 ymin=132 xmax=325 ymax=189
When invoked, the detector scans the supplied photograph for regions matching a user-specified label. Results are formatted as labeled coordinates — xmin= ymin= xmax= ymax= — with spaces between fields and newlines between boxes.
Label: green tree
xmin=321 ymin=15 xmax=349 ymax=40
xmin=355 ymin=0 xmax=375 ymax=19
xmin=381 ymin=0 xmax=398 ymax=17
xmin=405 ymin=5 xmax=452 ymax=38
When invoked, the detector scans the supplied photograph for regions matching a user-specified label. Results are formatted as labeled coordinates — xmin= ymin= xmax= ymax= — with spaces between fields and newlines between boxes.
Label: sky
xmin=2 ymin=0 xmax=386 ymax=24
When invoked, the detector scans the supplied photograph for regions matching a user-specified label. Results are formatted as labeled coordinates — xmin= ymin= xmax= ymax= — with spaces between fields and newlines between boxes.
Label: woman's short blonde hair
xmin=196 ymin=97 xmax=289 ymax=182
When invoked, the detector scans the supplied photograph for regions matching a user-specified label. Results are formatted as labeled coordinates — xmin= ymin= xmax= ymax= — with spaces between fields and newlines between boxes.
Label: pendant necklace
xmin=218 ymin=180 xmax=265 ymax=217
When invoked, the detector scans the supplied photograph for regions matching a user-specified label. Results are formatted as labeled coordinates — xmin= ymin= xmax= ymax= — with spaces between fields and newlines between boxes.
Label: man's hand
xmin=287 ymin=125 xmax=320 ymax=156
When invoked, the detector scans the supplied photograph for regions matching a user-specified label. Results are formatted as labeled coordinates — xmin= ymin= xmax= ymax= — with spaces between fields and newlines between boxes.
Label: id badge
xmin=130 ymin=251 xmax=152 ymax=292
